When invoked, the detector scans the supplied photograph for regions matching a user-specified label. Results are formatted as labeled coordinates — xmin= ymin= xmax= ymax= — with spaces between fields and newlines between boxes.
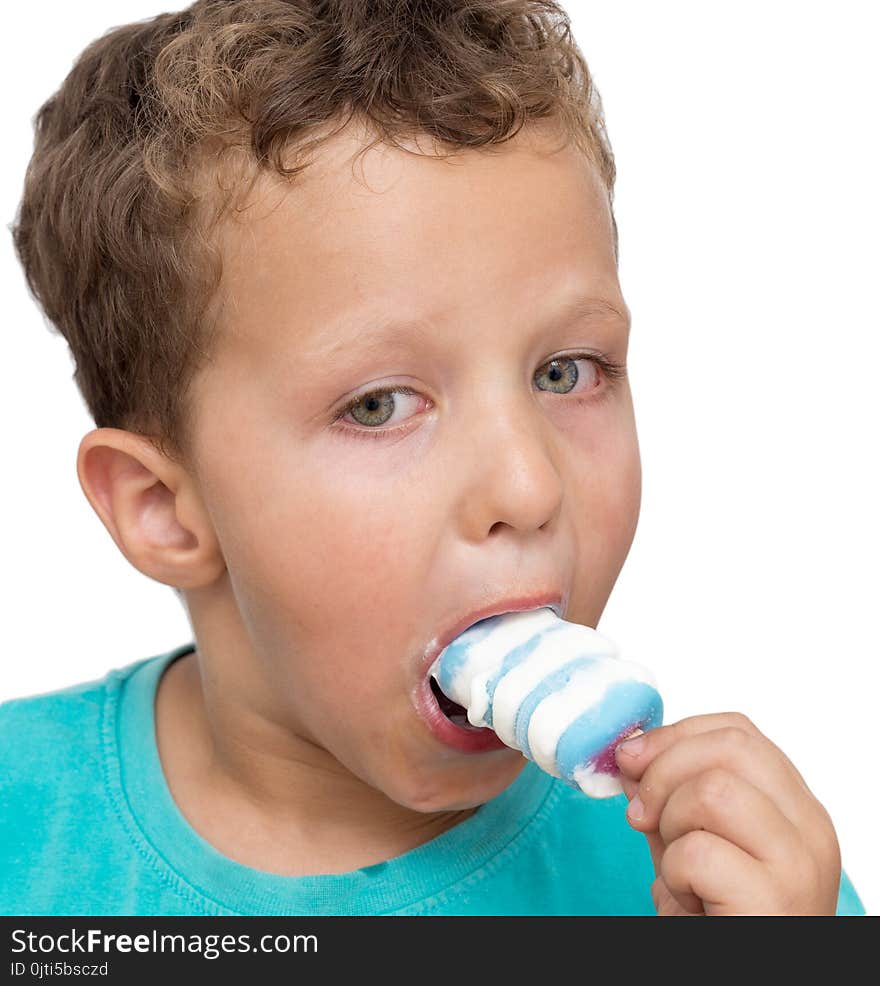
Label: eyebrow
xmin=311 ymin=292 xmax=629 ymax=361
xmin=546 ymin=295 xmax=630 ymax=332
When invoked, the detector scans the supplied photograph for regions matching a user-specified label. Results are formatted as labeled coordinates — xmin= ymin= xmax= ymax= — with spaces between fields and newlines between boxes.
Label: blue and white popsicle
xmin=430 ymin=607 xmax=663 ymax=797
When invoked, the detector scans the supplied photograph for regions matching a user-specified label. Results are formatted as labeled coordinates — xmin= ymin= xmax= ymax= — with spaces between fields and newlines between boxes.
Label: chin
xmin=384 ymin=750 xmax=527 ymax=814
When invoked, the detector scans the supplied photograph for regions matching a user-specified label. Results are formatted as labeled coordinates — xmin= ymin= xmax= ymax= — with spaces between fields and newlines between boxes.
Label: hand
xmin=614 ymin=713 xmax=842 ymax=915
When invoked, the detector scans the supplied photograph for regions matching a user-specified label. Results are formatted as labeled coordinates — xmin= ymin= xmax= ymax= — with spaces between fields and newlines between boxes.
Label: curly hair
xmin=10 ymin=0 xmax=618 ymax=467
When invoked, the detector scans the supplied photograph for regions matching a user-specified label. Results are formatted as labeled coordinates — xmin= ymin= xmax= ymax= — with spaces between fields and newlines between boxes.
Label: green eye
xmin=334 ymin=385 xmax=421 ymax=430
xmin=535 ymin=356 xmax=586 ymax=395
xmin=346 ymin=390 xmax=396 ymax=427
xmin=332 ymin=352 xmax=626 ymax=440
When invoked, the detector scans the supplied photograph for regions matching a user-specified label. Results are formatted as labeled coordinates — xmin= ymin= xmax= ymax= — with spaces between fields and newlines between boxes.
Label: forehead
xmin=210 ymin=122 xmax=623 ymax=365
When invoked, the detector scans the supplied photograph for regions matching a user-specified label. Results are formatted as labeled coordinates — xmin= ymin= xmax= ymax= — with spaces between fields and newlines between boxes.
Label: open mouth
xmin=417 ymin=668 xmax=509 ymax=752
xmin=429 ymin=675 xmax=484 ymax=732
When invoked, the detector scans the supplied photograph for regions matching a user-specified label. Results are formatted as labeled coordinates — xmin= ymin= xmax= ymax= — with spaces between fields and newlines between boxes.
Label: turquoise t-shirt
xmin=0 ymin=643 xmax=866 ymax=916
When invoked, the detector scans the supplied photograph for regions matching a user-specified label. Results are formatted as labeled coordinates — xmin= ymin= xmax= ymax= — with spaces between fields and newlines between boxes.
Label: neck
xmin=154 ymin=639 xmax=475 ymax=876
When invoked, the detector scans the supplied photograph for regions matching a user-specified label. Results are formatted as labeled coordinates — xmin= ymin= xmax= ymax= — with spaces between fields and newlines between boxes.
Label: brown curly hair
xmin=10 ymin=0 xmax=618 ymax=467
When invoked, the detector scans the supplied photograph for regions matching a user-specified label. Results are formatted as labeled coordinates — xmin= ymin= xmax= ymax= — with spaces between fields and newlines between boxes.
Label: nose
xmin=456 ymin=390 xmax=564 ymax=540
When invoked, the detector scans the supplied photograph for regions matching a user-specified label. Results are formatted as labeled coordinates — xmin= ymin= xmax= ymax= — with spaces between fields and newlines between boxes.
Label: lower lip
xmin=413 ymin=676 xmax=510 ymax=753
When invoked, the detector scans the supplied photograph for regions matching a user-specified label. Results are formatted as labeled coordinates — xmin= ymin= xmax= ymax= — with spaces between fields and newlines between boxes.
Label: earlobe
xmin=76 ymin=427 xmax=225 ymax=590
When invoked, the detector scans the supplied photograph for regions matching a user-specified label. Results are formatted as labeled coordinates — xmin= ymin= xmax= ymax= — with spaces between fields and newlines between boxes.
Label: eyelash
xmin=331 ymin=352 xmax=627 ymax=441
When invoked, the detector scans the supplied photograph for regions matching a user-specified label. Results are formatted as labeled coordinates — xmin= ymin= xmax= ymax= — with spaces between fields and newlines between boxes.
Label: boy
xmin=1 ymin=0 xmax=864 ymax=915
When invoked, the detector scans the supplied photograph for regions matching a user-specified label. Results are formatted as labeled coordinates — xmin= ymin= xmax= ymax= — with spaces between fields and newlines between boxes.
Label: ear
xmin=76 ymin=427 xmax=226 ymax=590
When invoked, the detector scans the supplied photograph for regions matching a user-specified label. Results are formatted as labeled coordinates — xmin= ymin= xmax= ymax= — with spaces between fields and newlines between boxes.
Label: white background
xmin=2 ymin=1 xmax=877 ymax=914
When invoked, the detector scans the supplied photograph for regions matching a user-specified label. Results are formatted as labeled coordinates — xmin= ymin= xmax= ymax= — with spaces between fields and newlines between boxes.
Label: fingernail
xmin=616 ymin=730 xmax=645 ymax=759
xmin=626 ymin=795 xmax=645 ymax=822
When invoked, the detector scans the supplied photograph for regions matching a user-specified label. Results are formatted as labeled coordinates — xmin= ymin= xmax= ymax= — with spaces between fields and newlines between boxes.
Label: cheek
xmin=601 ymin=424 xmax=641 ymax=535
xmin=611 ymin=402 xmax=642 ymax=536
xmin=564 ymin=408 xmax=641 ymax=573
xmin=206 ymin=438 xmax=427 ymax=679
xmin=213 ymin=426 xmax=417 ymax=582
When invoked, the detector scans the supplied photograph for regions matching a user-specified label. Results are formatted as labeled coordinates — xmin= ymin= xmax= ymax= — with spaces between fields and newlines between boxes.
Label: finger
xmin=643 ymin=829 xmax=666 ymax=879
xmin=621 ymin=774 xmax=667 ymax=879
xmin=620 ymin=773 xmax=638 ymax=801
xmin=657 ymin=768 xmax=803 ymax=866
xmin=660 ymin=829 xmax=777 ymax=916
xmin=614 ymin=712 xmax=758 ymax=780
xmin=615 ymin=712 xmax=779 ymax=782
xmin=652 ymin=875 xmax=704 ymax=916
xmin=619 ymin=725 xmax=812 ymax=834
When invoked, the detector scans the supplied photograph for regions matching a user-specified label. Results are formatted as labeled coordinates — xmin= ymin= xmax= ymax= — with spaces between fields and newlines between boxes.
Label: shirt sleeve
xmin=836 ymin=867 xmax=866 ymax=916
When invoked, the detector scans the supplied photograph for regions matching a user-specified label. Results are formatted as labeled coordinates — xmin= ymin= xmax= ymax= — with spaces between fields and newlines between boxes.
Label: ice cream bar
xmin=429 ymin=607 xmax=663 ymax=797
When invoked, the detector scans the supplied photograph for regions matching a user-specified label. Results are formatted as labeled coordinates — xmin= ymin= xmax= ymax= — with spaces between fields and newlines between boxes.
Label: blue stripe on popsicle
xmin=481 ymin=623 xmax=572 ymax=728
xmin=436 ymin=610 xmax=561 ymax=707
xmin=513 ymin=654 xmax=600 ymax=758
xmin=434 ymin=616 xmax=501 ymax=695
xmin=554 ymin=680 xmax=663 ymax=785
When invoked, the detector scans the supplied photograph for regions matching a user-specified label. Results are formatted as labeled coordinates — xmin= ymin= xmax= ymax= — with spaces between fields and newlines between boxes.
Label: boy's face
xmin=184 ymin=120 xmax=640 ymax=812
